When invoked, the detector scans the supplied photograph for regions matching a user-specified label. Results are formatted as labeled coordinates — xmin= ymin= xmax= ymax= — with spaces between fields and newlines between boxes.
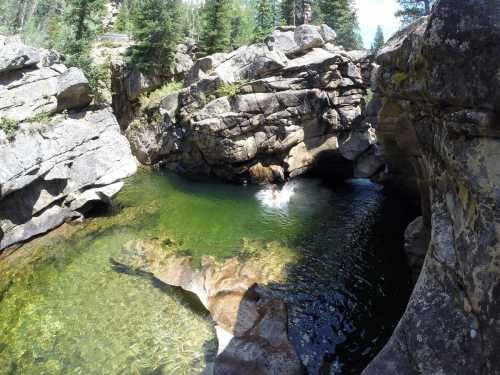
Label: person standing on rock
xmin=304 ymin=3 xmax=312 ymax=24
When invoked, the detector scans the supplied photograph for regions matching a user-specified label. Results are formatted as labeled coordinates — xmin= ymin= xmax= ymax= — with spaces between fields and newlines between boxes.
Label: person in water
xmin=271 ymin=184 xmax=279 ymax=199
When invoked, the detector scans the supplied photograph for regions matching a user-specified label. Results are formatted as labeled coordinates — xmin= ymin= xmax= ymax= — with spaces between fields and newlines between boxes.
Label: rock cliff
xmin=114 ymin=25 xmax=381 ymax=183
xmin=364 ymin=1 xmax=500 ymax=373
xmin=0 ymin=37 xmax=137 ymax=251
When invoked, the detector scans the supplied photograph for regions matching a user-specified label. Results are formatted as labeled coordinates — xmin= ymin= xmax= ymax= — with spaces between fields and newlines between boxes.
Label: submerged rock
xmin=112 ymin=237 xmax=304 ymax=374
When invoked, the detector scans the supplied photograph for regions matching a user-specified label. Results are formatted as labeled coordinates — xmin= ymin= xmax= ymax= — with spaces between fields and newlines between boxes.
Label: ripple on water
xmin=0 ymin=172 xmax=415 ymax=375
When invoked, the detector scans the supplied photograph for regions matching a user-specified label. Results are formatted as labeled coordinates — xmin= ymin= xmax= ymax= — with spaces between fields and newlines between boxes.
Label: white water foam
xmin=255 ymin=181 xmax=297 ymax=210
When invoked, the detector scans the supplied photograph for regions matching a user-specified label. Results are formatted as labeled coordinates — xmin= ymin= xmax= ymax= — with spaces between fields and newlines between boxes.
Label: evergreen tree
xmin=114 ymin=0 xmax=136 ymax=34
xmin=317 ymin=0 xmax=362 ymax=50
xmin=254 ymin=0 xmax=274 ymax=43
xmin=396 ymin=0 xmax=432 ymax=25
xmin=64 ymin=0 xmax=105 ymax=45
xmin=280 ymin=0 xmax=309 ymax=26
xmin=230 ymin=0 xmax=256 ymax=48
xmin=370 ymin=25 xmax=384 ymax=54
xmin=129 ymin=0 xmax=182 ymax=75
xmin=280 ymin=0 xmax=295 ymax=25
xmin=199 ymin=0 xmax=234 ymax=55
xmin=62 ymin=0 xmax=107 ymax=97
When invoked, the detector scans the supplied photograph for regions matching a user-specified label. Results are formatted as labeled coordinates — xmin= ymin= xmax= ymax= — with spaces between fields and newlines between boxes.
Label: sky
xmin=354 ymin=0 xmax=401 ymax=49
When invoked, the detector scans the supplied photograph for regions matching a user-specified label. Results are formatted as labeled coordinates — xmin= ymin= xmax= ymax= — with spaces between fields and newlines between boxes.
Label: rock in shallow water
xmin=112 ymin=237 xmax=305 ymax=374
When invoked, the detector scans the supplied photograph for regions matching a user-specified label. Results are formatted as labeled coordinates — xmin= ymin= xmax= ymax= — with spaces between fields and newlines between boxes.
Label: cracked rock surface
xmin=363 ymin=1 xmax=500 ymax=374
xmin=0 ymin=38 xmax=137 ymax=250
xmin=114 ymin=26 xmax=380 ymax=183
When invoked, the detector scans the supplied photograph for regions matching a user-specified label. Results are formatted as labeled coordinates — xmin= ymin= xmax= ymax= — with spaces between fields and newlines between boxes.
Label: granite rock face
xmin=0 ymin=38 xmax=89 ymax=122
xmin=363 ymin=1 xmax=500 ymax=374
xmin=0 ymin=38 xmax=137 ymax=251
xmin=117 ymin=27 xmax=378 ymax=183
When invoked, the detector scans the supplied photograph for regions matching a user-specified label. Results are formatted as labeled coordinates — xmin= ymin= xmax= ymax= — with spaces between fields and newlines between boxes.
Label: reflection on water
xmin=0 ymin=171 xmax=415 ymax=375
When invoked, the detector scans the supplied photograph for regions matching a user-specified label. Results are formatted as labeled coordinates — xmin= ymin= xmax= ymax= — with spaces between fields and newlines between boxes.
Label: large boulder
xmin=0 ymin=41 xmax=42 ymax=73
xmin=56 ymin=67 xmax=92 ymax=111
xmin=214 ymin=44 xmax=288 ymax=83
xmin=0 ymin=38 xmax=137 ymax=251
xmin=0 ymin=108 xmax=137 ymax=250
xmin=271 ymin=29 xmax=298 ymax=54
xmin=0 ymin=38 xmax=91 ymax=122
xmin=363 ymin=1 xmax=500 ymax=374
xmin=158 ymin=45 xmax=370 ymax=182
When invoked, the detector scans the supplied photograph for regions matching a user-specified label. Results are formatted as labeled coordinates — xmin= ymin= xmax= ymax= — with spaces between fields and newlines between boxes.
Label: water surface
xmin=0 ymin=171 xmax=414 ymax=374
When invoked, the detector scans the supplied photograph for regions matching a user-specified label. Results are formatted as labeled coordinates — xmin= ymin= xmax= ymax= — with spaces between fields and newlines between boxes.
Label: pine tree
xmin=282 ymin=0 xmax=308 ymax=26
xmin=129 ymin=0 xmax=182 ymax=75
xmin=396 ymin=0 xmax=432 ymax=26
xmin=370 ymin=25 xmax=384 ymax=54
xmin=281 ymin=0 xmax=310 ymax=26
xmin=317 ymin=0 xmax=362 ymax=50
xmin=114 ymin=0 xmax=136 ymax=34
xmin=254 ymin=0 xmax=274 ymax=43
xmin=63 ymin=0 xmax=106 ymax=97
xmin=230 ymin=0 xmax=256 ymax=49
xmin=199 ymin=0 xmax=234 ymax=55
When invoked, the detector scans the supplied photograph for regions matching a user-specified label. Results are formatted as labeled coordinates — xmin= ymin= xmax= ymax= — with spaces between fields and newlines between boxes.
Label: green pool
xmin=0 ymin=170 xmax=415 ymax=374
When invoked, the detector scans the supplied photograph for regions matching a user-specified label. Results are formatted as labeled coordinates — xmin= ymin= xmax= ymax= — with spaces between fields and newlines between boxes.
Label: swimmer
xmin=271 ymin=184 xmax=279 ymax=199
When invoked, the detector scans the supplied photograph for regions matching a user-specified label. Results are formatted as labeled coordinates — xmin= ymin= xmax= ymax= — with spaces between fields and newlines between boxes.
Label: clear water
xmin=0 ymin=170 xmax=415 ymax=375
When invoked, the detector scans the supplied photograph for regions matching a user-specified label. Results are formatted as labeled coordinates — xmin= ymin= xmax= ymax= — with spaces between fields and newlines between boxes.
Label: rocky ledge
xmin=364 ymin=0 xmax=500 ymax=373
xmin=0 ymin=37 xmax=137 ymax=251
xmin=113 ymin=25 xmax=381 ymax=183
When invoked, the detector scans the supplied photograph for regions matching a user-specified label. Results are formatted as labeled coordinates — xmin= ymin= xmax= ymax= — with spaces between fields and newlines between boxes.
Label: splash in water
xmin=255 ymin=181 xmax=297 ymax=209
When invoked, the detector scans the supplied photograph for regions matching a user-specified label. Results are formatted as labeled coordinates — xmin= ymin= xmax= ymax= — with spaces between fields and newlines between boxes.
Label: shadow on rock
xmin=111 ymin=236 xmax=305 ymax=375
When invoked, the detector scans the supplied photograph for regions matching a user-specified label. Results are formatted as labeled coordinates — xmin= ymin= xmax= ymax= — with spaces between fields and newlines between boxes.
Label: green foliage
xmin=280 ymin=0 xmax=299 ymax=26
xmin=128 ymin=0 xmax=182 ymax=75
xmin=0 ymin=118 xmax=20 ymax=140
xmin=316 ymin=0 xmax=363 ymax=50
xmin=371 ymin=25 xmax=385 ymax=54
xmin=214 ymin=80 xmax=248 ymax=98
xmin=65 ymin=48 xmax=110 ymax=101
xmin=254 ymin=0 xmax=274 ymax=43
xmin=230 ymin=1 xmax=257 ymax=49
xmin=363 ymin=88 xmax=374 ymax=105
xmin=139 ymin=81 xmax=184 ymax=107
xmin=113 ymin=0 xmax=136 ymax=34
xmin=59 ymin=0 xmax=107 ymax=99
xmin=393 ymin=71 xmax=408 ymax=84
xmin=26 ymin=111 xmax=52 ymax=124
xmin=396 ymin=0 xmax=432 ymax=26
xmin=179 ymin=2 xmax=203 ymax=40
xmin=199 ymin=0 xmax=234 ymax=55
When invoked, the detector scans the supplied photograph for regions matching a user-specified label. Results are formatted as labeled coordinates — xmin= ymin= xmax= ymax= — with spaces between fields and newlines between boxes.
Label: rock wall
xmin=364 ymin=1 xmax=500 ymax=373
xmin=116 ymin=25 xmax=382 ymax=183
xmin=0 ymin=37 xmax=137 ymax=251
